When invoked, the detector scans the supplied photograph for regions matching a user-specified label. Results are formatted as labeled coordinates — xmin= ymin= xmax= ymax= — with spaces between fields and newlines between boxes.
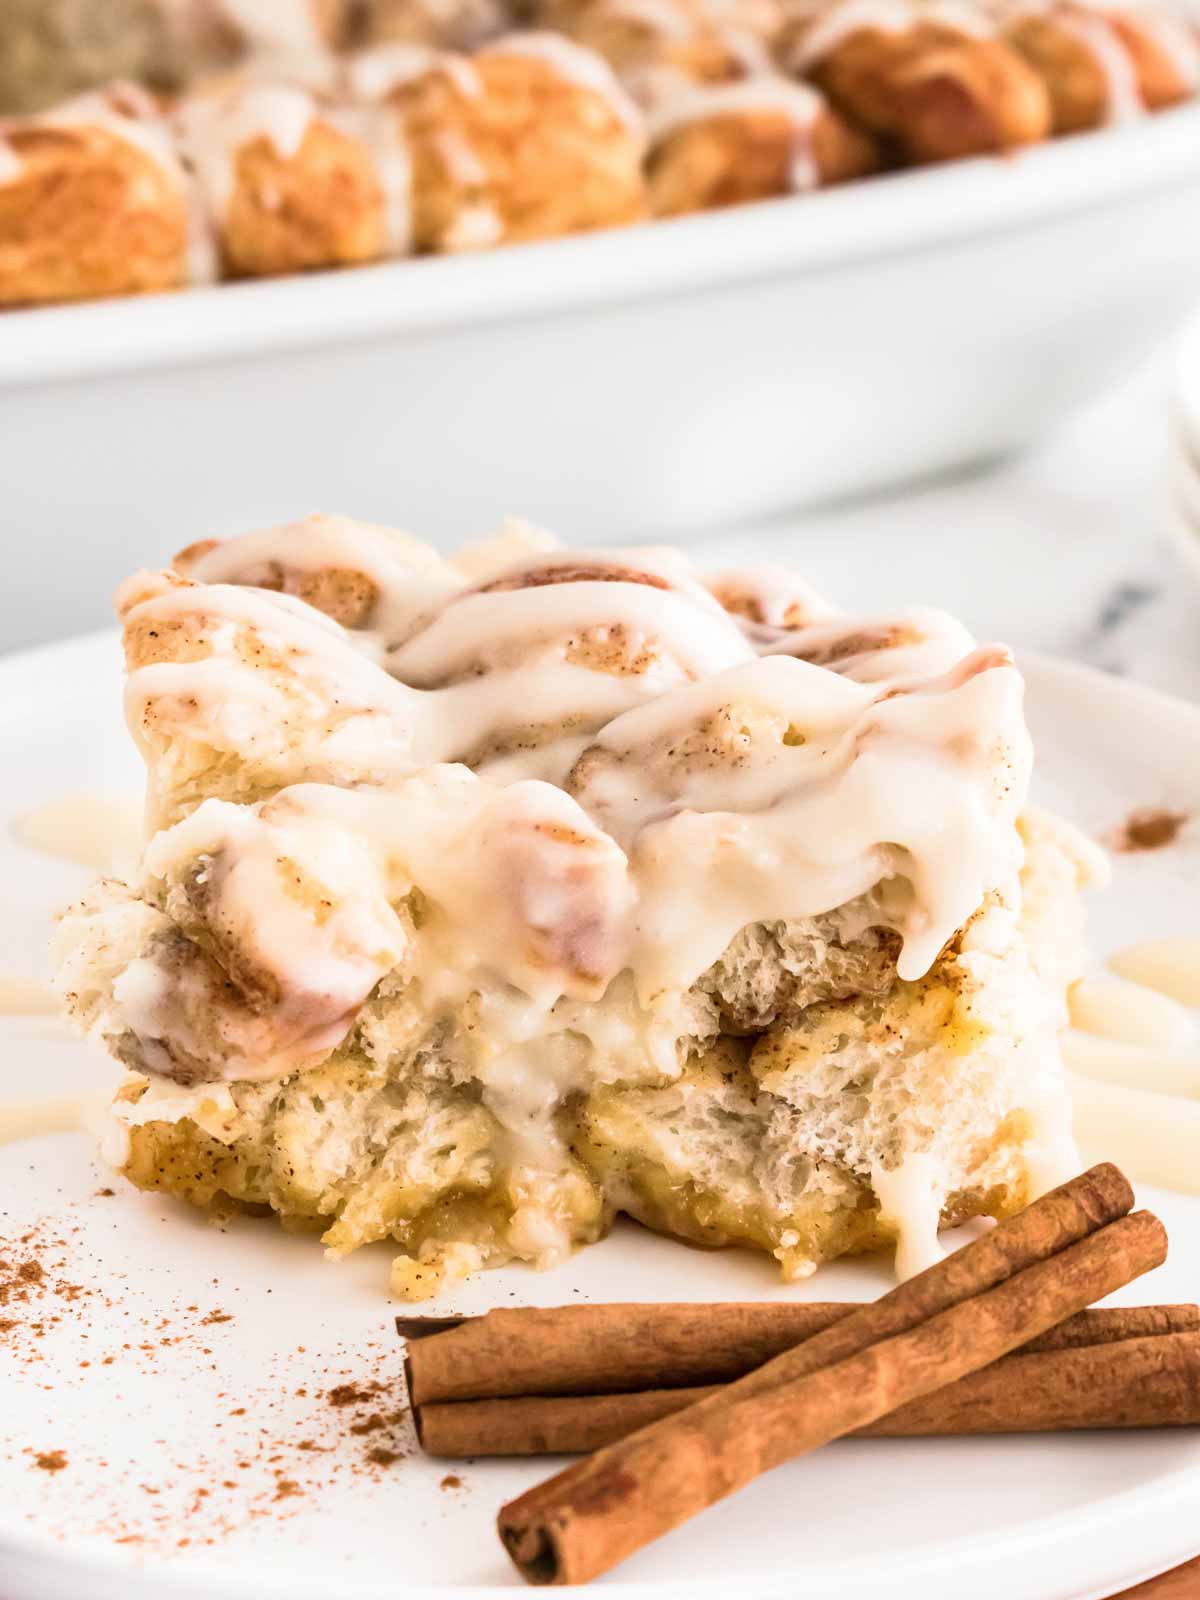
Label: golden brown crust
xmin=0 ymin=122 xmax=188 ymax=307
xmin=1107 ymin=11 xmax=1198 ymax=110
xmin=795 ymin=23 xmax=1052 ymax=161
xmin=1004 ymin=8 xmax=1196 ymax=132
xmin=538 ymin=0 xmax=787 ymax=89
xmin=218 ymin=118 xmax=388 ymax=278
xmin=396 ymin=49 xmax=647 ymax=250
xmin=648 ymin=102 xmax=881 ymax=216
xmin=1001 ymin=14 xmax=1114 ymax=130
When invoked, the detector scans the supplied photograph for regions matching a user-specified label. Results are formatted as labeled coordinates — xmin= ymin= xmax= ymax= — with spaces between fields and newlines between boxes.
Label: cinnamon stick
xmin=404 ymin=1301 xmax=848 ymax=1403
xmin=418 ymin=1332 xmax=1200 ymax=1457
xmin=402 ymin=1301 xmax=1199 ymax=1404
xmin=498 ymin=1164 xmax=1160 ymax=1585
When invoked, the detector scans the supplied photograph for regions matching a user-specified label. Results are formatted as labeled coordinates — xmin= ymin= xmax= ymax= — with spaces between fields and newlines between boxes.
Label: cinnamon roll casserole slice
xmin=56 ymin=516 xmax=1104 ymax=1297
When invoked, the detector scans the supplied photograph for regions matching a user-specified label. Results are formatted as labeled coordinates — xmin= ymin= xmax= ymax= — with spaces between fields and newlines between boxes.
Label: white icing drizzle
xmin=483 ymin=30 xmax=647 ymax=128
xmin=1054 ymin=4 xmax=1145 ymax=121
xmin=62 ymin=526 xmax=1068 ymax=1285
xmin=1020 ymin=1078 xmax=1081 ymax=1198
xmin=999 ymin=0 xmax=1200 ymax=104
xmin=346 ymin=42 xmax=448 ymax=99
xmin=647 ymin=76 xmax=825 ymax=189
xmin=707 ymin=565 xmax=841 ymax=633
xmin=1066 ymin=937 xmax=1200 ymax=1192
xmin=140 ymin=542 xmax=426 ymax=647
xmin=451 ymin=517 xmax=563 ymax=580
xmin=110 ymin=532 xmax=1033 ymax=1066
xmin=390 ymin=573 xmax=755 ymax=686
xmin=0 ymin=134 xmax=24 ymax=185
xmin=0 ymin=1097 xmax=89 ymax=1147
xmin=361 ymin=107 xmax=415 ymax=253
xmin=15 ymin=794 xmax=143 ymax=872
xmin=175 ymin=83 xmax=323 ymax=221
xmin=0 ymin=976 xmax=60 ymax=1015
xmin=1070 ymin=1071 xmax=1200 ymax=1193
xmin=1126 ymin=2 xmax=1200 ymax=89
xmin=791 ymin=0 xmax=992 ymax=68
xmin=1063 ymin=1029 xmax=1200 ymax=1098
xmin=31 ymin=86 xmax=187 ymax=188
xmin=575 ymin=645 xmax=1029 ymax=995
xmin=184 ymin=172 xmax=221 ymax=284
xmin=1108 ymin=937 xmax=1200 ymax=1005
xmin=441 ymin=200 xmax=505 ymax=247
xmin=1068 ymin=973 xmax=1195 ymax=1047
xmin=431 ymin=126 xmax=490 ymax=185
xmin=871 ymin=1151 xmax=946 ymax=1279
xmin=217 ymin=0 xmax=332 ymax=53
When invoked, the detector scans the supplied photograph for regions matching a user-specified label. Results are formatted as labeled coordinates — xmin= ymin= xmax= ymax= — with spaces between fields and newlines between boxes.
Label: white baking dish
xmin=5 ymin=102 xmax=1200 ymax=650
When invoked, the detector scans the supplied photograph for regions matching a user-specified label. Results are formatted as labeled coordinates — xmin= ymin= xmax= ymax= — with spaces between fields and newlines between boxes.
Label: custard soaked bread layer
xmin=58 ymin=516 xmax=1105 ymax=1296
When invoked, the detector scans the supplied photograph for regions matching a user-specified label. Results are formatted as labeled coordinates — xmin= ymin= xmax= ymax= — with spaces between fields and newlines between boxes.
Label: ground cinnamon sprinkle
xmin=327 ymin=1382 xmax=384 ymax=1408
xmin=1107 ymin=808 xmax=1189 ymax=853
xmin=2 ymin=1184 xmax=422 ymax=1560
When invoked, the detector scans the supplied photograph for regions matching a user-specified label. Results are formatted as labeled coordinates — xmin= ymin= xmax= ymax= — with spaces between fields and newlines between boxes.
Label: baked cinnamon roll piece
xmin=174 ymin=78 xmax=403 ymax=276
xmin=780 ymin=0 xmax=1052 ymax=161
xmin=386 ymin=543 xmax=755 ymax=772
xmin=115 ymin=566 xmax=424 ymax=830
xmin=58 ymin=517 xmax=1101 ymax=1298
xmin=647 ymin=75 xmax=880 ymax=214
xmin=707 ymin=563 xmax=841 ymax=637
xmin=364 ymin=0 xmax=516 ymax=51
xmin=382 ymin=32 xmax=648 ymax=250
xmin=172 ymin=512 xmax=462 ymax=638
xmin=0 ymin=83 xmax=192 ymax=307
xmin=998 ymin=0 xmax=1199 ymax=131
xmin=529 ymin=0 xmax=776 ymax=108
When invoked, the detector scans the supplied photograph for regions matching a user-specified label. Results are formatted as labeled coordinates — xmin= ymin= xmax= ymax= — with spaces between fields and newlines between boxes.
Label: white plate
xmin=6 ymin=105 xmax=1200 ymax=654
xmin=1 ymin=637 xmax=1200 ymax=1600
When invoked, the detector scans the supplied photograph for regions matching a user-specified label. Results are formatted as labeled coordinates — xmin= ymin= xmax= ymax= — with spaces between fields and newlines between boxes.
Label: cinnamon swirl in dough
xmin=57 ymin=515 xmax=1102 ymax=1296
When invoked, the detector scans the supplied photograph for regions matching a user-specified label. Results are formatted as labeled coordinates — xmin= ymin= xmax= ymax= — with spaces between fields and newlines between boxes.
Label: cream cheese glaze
xmin=95 ymin=516 xmax=1034 ymax=1093
xmin=16 ymin=794 xmax=142 ymax=873
xmin=175 ymin=83 xmax=325 ymax=219
xmin=1 ymin=84 xmax=187 ymax=190
xmin=645 ymin=77 xmax=827 ymax=190
xmin=791 ymin=0 xmax=993 ymax=69
xmin=483 ymin=31 xmax=646 ymax=128
xmin=1052 ymin=3 xmax=1144 ymax=121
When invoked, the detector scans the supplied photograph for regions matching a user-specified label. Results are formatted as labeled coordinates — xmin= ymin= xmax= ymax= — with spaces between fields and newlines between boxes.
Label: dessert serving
xmin=55 ymin=514 xmax=1105 ymax=1299
xmin=1 ymin=0 xmax=1197 ymax=307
